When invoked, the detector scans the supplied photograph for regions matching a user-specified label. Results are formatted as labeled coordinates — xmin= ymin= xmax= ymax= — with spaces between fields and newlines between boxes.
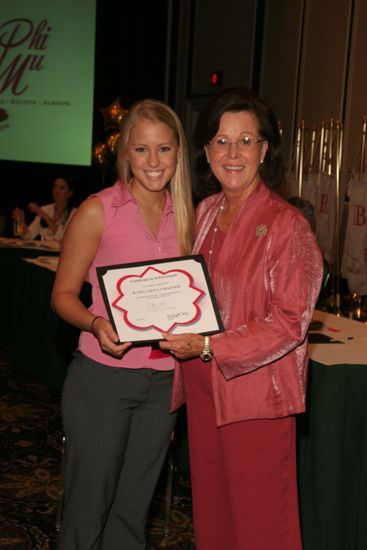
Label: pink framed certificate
xmin=97 ymin=255 xmax=224 ymax=344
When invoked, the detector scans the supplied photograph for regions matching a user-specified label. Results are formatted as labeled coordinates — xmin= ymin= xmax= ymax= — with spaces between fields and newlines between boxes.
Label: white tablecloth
xmin=309 ymin=309 xmax=367 ymax=365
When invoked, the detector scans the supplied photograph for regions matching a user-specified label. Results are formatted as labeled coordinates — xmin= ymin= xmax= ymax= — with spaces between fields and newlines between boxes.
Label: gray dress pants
xmin=56 ymin=351 xmax=176 ymax=550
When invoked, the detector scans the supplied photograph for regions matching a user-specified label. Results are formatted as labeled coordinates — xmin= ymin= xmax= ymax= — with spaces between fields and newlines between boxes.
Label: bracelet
xmin=200 ymin=335 xmax=213 ymax=362
xmin=90 ymin=315 xmax=103 ymax=333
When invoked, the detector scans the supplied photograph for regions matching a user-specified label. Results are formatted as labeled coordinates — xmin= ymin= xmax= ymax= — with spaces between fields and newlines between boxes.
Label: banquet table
xmin=1 ymin=240 xmax=367 ymax=547
xmin=0 ymin=237 xmax=91 ymax=389
xmin=298 ymin=309 xmax=367 ymax=550
xmin=0 ymin=238 xmax=60 ymax=345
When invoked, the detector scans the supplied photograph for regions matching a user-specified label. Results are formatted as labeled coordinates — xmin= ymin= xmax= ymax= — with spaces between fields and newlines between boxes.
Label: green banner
xmin=0 ymin=0 xmax=96 ymax=165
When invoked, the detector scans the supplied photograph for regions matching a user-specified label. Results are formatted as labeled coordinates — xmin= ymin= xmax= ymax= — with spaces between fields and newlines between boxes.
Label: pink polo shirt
xmin=78 ymin=181 xmax=179 ymax=370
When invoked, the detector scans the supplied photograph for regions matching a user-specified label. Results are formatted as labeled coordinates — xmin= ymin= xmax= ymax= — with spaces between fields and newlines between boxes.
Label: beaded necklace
xmin=207 ymin=199 xmax=226 ymax=274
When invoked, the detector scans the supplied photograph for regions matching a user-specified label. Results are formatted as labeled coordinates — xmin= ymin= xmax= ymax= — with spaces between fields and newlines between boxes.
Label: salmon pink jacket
xmin=171 ymin=182 xmax=324 ymax=426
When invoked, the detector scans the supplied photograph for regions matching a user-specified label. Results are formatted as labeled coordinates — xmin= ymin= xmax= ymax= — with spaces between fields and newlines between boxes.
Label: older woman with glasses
xmin=160 ymin=87 xmax=323 ymax=550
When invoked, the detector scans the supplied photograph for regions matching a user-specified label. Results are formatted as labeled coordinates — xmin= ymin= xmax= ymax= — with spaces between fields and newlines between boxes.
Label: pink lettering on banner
xmin=353 ymin=204 xmax=366 ymax=226
xmin=350 ymin=256 xmax=359 ymax=271
xmin=319 ymin=193 xmax=328 ymax=213
xmin=0 ymin=18 xmax=51 ymax=95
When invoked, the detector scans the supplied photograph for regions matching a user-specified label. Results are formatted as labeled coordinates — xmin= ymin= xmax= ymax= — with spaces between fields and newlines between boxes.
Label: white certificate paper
xmin=97 ymin=255 xmax=224 ymax=343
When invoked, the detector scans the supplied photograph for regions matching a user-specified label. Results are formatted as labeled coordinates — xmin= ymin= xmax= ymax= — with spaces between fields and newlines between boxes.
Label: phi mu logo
xmin=0 ymin=108 xmax=9 ymax=131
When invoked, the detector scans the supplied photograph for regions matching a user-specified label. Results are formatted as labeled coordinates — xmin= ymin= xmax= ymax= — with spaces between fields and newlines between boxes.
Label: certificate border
xmin=96 ymin=254 xmax=224 ymax=344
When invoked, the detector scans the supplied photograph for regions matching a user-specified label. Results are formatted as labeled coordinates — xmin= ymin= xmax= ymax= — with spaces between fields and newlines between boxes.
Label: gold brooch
xmin=256 ymin=224 xmax=267 ymax=236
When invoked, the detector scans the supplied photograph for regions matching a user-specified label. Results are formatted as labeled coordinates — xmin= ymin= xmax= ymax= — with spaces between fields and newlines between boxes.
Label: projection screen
xmin=0 ymin=0 xmax=96 ymax=166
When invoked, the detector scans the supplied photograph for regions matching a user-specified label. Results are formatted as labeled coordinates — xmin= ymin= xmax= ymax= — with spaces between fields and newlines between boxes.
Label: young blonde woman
xmin=51 ymin=99 xmax=194 ymax=550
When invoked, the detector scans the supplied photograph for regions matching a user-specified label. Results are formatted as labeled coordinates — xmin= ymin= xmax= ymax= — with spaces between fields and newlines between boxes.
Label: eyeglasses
xmin=208 ymin=136 xmax=266 ymax=152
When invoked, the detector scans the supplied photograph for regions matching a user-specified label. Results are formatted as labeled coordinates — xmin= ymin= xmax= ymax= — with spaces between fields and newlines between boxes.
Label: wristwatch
xmin=200 ymin=335 xmax=213 ymax=362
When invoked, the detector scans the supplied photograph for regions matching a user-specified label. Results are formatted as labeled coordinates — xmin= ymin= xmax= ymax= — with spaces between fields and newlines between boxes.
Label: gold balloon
xmin=117 ymin=108 xmax=128 ymax=126
xmin=100 ymin=98 xmax=127 ymax=130
xmin=92 ymin=142 xmax=109 ymax=168
xmin=106 ymin=131 xmax=121 ymax=156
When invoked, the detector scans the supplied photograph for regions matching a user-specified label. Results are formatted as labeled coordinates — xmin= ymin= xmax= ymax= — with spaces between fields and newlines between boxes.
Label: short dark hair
xmin=193 ymin=87 xmax=285 ymax=192
xmin=287 ymin=196 xmax=316 ymax=231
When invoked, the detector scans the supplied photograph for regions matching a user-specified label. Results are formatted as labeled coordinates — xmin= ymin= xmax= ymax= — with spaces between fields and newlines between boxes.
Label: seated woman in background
xmin=12 ymin=174 xmax=77 ymax=242
xmin=287 ymin=195 xmax=330 ymax=299
xmin=287 ymin=195 xmax=316 ymax=231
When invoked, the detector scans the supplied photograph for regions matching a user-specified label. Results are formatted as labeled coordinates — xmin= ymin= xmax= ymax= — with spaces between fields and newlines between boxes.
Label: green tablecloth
xmin=297 ymin=361 xmax=367 ymax=550
xmin=0 ymin=247 xmax=91 ymax=389
xmin=2 ymin=247 xmax=367 ymax=547
xmin=0 ymin=246 xmax=58 ymax=345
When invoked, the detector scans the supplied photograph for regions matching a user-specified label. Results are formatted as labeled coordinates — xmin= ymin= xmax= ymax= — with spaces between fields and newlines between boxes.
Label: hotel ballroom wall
xmin=1 ymin=0 xmax=365 ymax=225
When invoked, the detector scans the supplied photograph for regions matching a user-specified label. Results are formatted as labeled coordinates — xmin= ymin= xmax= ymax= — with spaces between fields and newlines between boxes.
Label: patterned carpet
xmin=0 ymin=345 xmax=195 ymax=549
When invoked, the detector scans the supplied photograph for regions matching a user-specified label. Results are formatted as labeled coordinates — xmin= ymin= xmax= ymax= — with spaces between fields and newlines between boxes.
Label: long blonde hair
xmin=117 ymin=99 xmax=194 ymax=255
